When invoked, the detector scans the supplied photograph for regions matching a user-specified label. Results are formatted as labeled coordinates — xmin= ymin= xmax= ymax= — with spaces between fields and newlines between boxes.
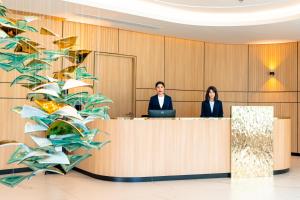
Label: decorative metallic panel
xmin=231 ymin=106 xmax=274 ymax=178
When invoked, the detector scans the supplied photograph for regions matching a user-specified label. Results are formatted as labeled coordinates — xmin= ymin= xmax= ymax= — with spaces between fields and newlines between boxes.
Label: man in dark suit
xmin=148 ymin=81 xmax=173 ymax=111
xmin=201 ymin=86 xmax=223 ymax=118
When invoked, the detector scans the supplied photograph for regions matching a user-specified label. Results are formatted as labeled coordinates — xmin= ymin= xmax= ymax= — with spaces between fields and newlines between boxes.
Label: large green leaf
xmin=60 ymin=154 xmax=91 ymax=173
xmin=16 ymin=20 xmax=38 ymax=32
xmin=0 ymin=175 xmax=29 ymax=187
xmin=0 ymin=62 xmax=15 ymax=71
xmin=84 ymin=94 xmax=112 ymax=109
xmin=75 ymin=67 xmax=97 ymax=80
xmin=11 ymin=74 xmax=48 ymax=86
xmin=79 ymin=106 xmax=110 ymax=119
xmin=0 ymin=5 xmax=7 ymax=17
xmin=8 ymin=144 xmax=31 ymax=164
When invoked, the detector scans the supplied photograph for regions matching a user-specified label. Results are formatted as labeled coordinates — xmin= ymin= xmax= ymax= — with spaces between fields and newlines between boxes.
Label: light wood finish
xmin=248 ymin=92 xmax=297 ymax=103
xmin=249 ymin=103 xmax=298 ymax=153
xmin=0 ymin=83 xmax=30 ymax=99
xmin=165 ymin=37 xmax=204 ymax=90
xmin=274 ymin=118 xmax=291 ymax=170
xmin=218 ymin=92 xmax=248 ymax=102
xmin=63 ymin=21 xmax=118 ymax=53
xmin=94 ymin=53 xmax=134 ymax=118
xmin=173 ymin=102 xmax=200 ymax=117
xmin=62 ymin=21 xmax=119 ymax=79
xmin=119 ymin=30 xmax=164 ymax=88
xmin=77 ymin=118 xmax=290 ymax=177
xmin=79 ymin=119 xmax=231 ymax=177
xmin=0 ymin=99 xmax=33 ymax=170
xmin=136 ymin=89 xmax=203 ymax=101
xmin=298 ymin=42 xmax=300 ymax=90
xmin=298 ymin=104 xmax=300 ymax=152
xmin=249 ymin=43 xmax=297 ymax=92
xmin=136 ymin=101 xmax=148 ymax=117
xmin=204 ymin=43 xmax=248 ymax=91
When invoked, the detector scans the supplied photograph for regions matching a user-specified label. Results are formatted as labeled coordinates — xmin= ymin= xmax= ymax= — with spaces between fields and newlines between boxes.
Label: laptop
xmin=148 ymin=110 xmax=176 ymax=118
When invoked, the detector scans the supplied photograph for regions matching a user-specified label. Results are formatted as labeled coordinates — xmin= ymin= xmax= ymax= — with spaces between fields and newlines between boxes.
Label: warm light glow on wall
xmin=262 ymin=77 xmax=284 ymax=91
xmin=257 ymin=44 xmax=291 ymax=91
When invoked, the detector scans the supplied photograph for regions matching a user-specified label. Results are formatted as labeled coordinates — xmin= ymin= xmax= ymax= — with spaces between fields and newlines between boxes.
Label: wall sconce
xmin=269 ymin=71 xmax=275 ymax=76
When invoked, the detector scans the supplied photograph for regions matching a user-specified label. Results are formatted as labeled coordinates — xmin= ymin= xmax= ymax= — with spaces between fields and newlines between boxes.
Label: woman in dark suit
xmin=201 ymin=86 xmax=223 ymax=118
xmin=148 ymin=81 xmax=173 ymax=111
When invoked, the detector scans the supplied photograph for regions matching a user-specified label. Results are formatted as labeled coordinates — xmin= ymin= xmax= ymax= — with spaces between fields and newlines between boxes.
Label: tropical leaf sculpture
xmin=0 ymin=5 xmax=112 ymax=187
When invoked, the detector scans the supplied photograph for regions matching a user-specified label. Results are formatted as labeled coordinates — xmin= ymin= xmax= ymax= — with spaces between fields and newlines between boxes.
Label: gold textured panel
xmin=231 ymin=106 xmax=274 ymax=178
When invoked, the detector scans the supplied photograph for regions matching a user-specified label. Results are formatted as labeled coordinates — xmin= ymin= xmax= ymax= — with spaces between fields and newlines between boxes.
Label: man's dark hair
xmin=155 ymin=81 xmax=165 ymax=88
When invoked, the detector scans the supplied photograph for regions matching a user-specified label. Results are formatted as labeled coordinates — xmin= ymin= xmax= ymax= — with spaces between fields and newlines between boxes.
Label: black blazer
xmin=200 ymin=100 xmax=223 ymax=118
xmin=148 ymin=95 xmax=173 ymax=111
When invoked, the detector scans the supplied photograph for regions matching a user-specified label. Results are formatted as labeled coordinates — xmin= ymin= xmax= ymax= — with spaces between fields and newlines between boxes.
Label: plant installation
xmin=0 ymin=4 xmax=111 ymax=187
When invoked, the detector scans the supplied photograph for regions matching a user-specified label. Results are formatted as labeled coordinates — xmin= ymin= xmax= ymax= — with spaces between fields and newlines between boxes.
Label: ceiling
xmin=147 ymin=0 xmax=284 ymax=8
xmin=3 ymin=0 xmax=300 ymax=44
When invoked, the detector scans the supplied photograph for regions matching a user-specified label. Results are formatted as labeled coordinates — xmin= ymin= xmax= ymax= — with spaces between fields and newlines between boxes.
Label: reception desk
xmin=76 ymin=118 xmax=291 ymax=181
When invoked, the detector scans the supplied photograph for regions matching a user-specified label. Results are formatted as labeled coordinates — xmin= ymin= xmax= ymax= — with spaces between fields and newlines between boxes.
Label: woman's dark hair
xmin=155 ymin=81 xmax=165 ymax=88
xmin=205 ymin=86 xmax=218 ymax=101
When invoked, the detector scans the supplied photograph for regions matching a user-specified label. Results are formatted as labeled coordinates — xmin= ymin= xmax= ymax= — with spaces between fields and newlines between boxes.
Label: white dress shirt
xmin=209 ymin=101 xmax=214 ymax=113
xmin=158 ymin=95 xmax=164 ymax=109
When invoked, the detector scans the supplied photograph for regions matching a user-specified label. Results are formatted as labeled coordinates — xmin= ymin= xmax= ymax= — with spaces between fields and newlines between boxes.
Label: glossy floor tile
xmin=1 ymin=157 xmax=300 ymax=200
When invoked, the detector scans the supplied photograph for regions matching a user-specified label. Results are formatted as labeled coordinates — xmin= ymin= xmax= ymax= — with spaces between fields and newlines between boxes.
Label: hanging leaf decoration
xmin=0 ymin=4 xmax=111 ymax=187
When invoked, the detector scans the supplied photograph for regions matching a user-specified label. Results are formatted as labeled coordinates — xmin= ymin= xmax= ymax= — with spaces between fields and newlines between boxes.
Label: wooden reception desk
xmin=76 ymin=118 xmax=291 ymax=181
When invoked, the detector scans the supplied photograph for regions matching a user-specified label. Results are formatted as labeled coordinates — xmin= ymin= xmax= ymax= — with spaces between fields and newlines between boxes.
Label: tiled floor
xmin=1 ymin=157 xmax=300 ymax=200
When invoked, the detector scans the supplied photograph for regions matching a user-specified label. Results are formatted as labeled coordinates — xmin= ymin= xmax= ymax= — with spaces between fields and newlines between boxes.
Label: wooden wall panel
xmin=63 ymin=21 xmax=118 ymax=53
xmin=0 ymin=84 xmax=30 ymax=98
xmin=173 ymin=102 xmax=200 ymax=117
xmin=249 ymin=102 xmax=298 ymax=152
xmin=218 ymin=92 xmax=248 ymax=102
xmin=165 ymin=37 xmax=204 ymax=90
xmin=298 ymin=42 xmax=300 ymax=90
xmin=119 ymin=30 xmax=164 ymax=88
xmin=248 ymin=92 xmax=297 ymax=103
xmin=249 ymin=43 xmax=297 ymax=92
xmin=204 ymin=43 xmax=248 ymax=91
xmin=136 ymin=101 xmax=148 ymax=117
xmin=298 ymin=104 xmax=300 ymax=153
xmin=167 ymin=90 xmax=203 ymax=102
xmin=136 ymin=89 xmax=203 ymax=101
xmin=0 ymin=99 xmax=33 ymax=170
xmin=62 ymin=21 xmax=119 ymax=80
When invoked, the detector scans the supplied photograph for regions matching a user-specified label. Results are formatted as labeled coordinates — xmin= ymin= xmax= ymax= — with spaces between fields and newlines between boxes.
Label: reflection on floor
xmin=1 ymin=157 xmax=300 ymax=200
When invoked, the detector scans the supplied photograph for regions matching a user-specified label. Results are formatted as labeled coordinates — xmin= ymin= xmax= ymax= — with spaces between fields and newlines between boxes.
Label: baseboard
xmin=291 ymin=152 xmax=300 ymax=156
xmin=0 ymin=167 xmax=32 ymax=175
xmin=74 ymin=167 xmax=230 ymax=182
xmin=74 ymin=167 xmax=289 ymax=182
xmin=0 ymin=167 xmax=289 ymax=180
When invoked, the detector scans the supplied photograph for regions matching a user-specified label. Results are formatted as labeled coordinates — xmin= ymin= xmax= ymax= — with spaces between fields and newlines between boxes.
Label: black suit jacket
xmin=200 ymin=100 xmax=223 ymax=118
xmin=148 ymin=95 xmax=173 ymax=111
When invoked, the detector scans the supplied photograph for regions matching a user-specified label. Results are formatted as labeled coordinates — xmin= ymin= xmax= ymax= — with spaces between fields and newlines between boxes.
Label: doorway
xmin=94 ymin=52 xmax=135 ymax=118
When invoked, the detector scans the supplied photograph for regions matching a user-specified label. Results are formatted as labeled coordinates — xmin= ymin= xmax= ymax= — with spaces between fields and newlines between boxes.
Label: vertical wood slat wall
xmin=0 ymin=12 xmax=299 ymax=153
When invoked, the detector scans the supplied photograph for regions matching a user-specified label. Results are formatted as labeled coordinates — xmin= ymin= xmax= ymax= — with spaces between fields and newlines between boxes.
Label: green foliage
xmin=0 ymin=4 xmax=111 ymax=187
